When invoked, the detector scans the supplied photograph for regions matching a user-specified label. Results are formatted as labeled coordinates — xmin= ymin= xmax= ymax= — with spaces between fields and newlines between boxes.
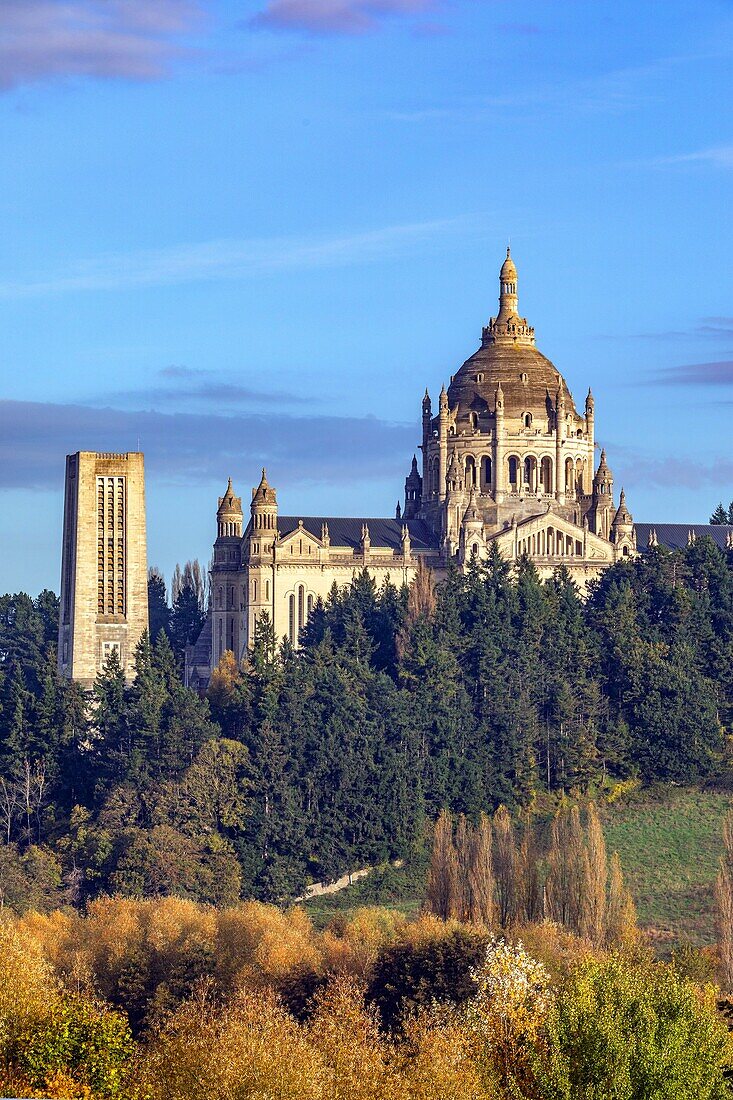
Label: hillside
xmin=604 ymin=785 xmax=732 ymax=946
xmin=305 ymin=785 xmax=733 ymax=948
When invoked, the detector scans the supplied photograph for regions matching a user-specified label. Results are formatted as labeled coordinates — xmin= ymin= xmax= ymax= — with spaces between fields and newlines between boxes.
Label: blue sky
xmin=1 ymin=0 xmax=733 ymax=595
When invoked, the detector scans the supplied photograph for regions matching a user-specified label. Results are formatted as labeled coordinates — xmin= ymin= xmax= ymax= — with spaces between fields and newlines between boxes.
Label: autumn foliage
xmin=0 ymin=890 xmax=731 ymax=1100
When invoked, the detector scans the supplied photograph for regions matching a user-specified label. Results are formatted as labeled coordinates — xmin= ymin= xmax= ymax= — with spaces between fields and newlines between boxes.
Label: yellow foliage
xmin=514 ymin=920 xmax=598 ymax=982
xmin=216 ymin=901 xmax=322 ymax=989
xmin=322 ymin=907 xmax=404 ymax=977
xmin=398 ymin=1012 xmax=494 ymax=1100
xmin=143 ymin=984 xmax=329 ymax=1100
xmin=0 ymin=921 xmax=59 ymax=1055
xmin=206 ymin=649 xmax=241 ymax=710
xmin=604 ymin=777 xmax=641 ymax=805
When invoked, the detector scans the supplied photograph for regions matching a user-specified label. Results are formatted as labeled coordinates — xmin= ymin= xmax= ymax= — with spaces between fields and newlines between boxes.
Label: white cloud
xmin=0 ymin=0 xmax=201 ymax=90
xmin=0 ymin=216 xmax=483 ymax=298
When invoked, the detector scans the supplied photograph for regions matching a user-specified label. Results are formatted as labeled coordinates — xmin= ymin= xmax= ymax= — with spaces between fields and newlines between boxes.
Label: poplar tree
xmin=606 ymin=851 xmax=637 ymax=947
xmin=584 ymin=802 xmax=608 ymax=945
xmin=466 ymin=813 xmax=496 ymax=927
xmin=425 ymin=810 xmax=460 ymax=920
xmin=715 ymin=809 xmax=733 ymax=990
xmin=493 ymin=805 xmax=518 ymax=928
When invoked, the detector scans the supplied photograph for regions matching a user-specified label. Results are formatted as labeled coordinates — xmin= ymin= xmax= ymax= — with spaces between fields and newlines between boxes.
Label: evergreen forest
xmin=2 ymin=536 xmax=733 ymax=909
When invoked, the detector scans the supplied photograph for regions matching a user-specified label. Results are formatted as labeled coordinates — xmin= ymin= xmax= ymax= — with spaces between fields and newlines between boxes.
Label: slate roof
xmin=636 ymin=523 xmax=733 ymax=552
xmin=276 ymin=516 xmax=440 ymax=552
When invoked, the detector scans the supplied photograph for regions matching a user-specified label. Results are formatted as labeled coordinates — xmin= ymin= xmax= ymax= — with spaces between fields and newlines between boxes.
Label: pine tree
xmin=90 ymin=648 xmax=128 ymax=797
xmin=170 ymin=577 xmax=206 ymax=661
xmin=710 ymin=503 xmax=728 ymax=525
xmin=147 ymin=567 xmax=171 ymax=641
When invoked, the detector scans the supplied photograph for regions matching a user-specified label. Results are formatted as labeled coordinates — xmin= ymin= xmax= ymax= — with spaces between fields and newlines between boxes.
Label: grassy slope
xmin=603 ymin=786 xmax=731 ymax=947
xmin=304 ymin=786 xmax=733 ymax=947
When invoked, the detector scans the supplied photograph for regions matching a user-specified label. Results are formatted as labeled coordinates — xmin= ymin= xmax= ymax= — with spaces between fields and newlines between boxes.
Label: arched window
xmin=508 ymin=456 xmax=518 ymax=489
xmin=472 ymin=542 xmax=479 ymax=557
xmin=307 ymin=593 xmax=314 ymax=616
xmin=298 ymin=585 xmax=305 ymax=634
xmin=288 ymin=595 xmax=295 ymax=645
xmin=524 ymin=412 xmax=532 ymax=428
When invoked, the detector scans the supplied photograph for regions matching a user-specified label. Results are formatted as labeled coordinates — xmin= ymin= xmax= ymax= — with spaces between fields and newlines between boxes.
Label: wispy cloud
xmin=615 ymin=449 xmax=733 ymax=491
xmin=649 ymin=361 xmax=733 ymax=386
xmin=250 ymin=0 xmax=439 ymax=36
xmin=650 ymin=145 xmax=733 ymax=169
xmin=388 ymin=51 xmax=724 ymax=124
xmin=0 ymin=398 xmax=415 ymax=491
xmin=629 ymin=317 xmax=733 ymax=342
xmin=96 ymin=365 xmax=313 ymax=411
xmin=0 ymin=0 xmax=201 ymax=90
xmin=0 ymin=216 xmax=480 ymax=298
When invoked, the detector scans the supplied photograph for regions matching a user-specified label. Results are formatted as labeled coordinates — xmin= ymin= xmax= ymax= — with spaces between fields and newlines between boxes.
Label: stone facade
xmin=186 ymin=251 xmax=638 ymax=688
xmin=58 ymin=451 xmax=148 ymax=687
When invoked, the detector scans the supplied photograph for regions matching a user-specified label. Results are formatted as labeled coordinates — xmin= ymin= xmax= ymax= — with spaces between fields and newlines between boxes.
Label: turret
xmin=585 ymin=388 xmax=594 ymax=422
xmin=460 ymin=487 xmax=484 ymax=561
xmin=555 ymin=379 xmax=566 ymax=504
xmin=401 ymin=524 xmax=412 ymax=561
xmin=583 ymin=389 xmax=595 ymax=492
xmin=250 ymin=468 xmax=278 ymax=534
xmin=589 ymin=449 xmax=614 ymax=539
xmin=421 ymin=388 xmax=432 ymax=489
xmin=217 ymin=477 xmax=243 ymax=538
xmin=611 ymin=488 xmax=636 ymax=559
xmin=360 ymin=523 xmax=371 ymax=557
xmin=438 ymin=385 xmax=449 ymax=503
xmin=403 ymin=454 xmax=423 ymax=519
xmin=213 ymin=477 xmax=244 ymax=664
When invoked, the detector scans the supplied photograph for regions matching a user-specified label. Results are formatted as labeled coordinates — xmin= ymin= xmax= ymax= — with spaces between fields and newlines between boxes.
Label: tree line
xmin=1 ymin=535 xmax=733 ymax=905
xmin=1 ymin=895 xmax=730 ymax=1099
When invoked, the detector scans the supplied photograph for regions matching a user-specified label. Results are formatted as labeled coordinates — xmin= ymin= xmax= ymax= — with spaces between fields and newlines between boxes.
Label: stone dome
xmin=447 ymin=341 xmax=577 ymax=419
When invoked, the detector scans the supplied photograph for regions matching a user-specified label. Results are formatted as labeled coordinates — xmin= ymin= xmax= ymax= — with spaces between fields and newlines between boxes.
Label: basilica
xmin=186 ymin=249 xmax=645 ymax=685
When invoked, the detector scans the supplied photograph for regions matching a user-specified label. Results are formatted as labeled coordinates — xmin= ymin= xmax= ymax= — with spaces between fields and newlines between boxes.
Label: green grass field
xmin=603 ymin=786 xmax=732 ymax=947
xmin=303 ymin=786 xmax=733 ymax=947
